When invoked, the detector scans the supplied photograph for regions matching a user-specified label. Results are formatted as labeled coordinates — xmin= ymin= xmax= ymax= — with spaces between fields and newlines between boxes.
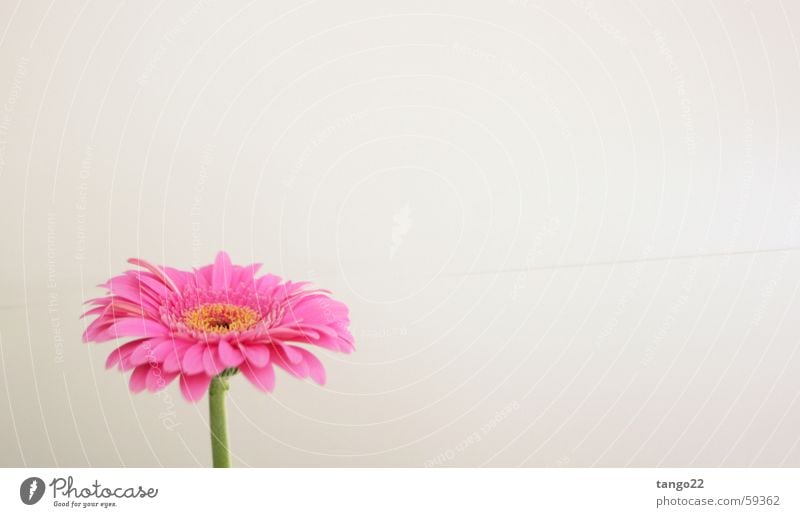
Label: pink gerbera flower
xmin=82 ymin=251 xmax=354 ymax=402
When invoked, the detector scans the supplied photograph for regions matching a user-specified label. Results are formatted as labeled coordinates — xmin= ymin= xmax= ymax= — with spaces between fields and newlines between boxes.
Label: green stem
xmin=209 ymin=375 xmax=231 ymax=468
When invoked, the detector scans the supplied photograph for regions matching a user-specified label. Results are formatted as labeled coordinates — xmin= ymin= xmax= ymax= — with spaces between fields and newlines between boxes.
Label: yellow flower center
xmin=183 ymin=303 xmax=260 ymax=333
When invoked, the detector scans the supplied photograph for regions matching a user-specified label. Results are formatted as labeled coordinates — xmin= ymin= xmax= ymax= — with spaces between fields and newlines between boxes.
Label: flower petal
xmin=105 ymin=317 xmax=168 ymax=339
xmin=272 ymin=351 xmax=309 ymax=378
xmin=163 ymin=340 xmax=193 ymax=373
xmin=83 ymin=317 xmax=114 ymax=342
xmin=105 ymin=299 xmax=147 ymax=318
xmin=218 ymin=339 xmax=244 ymax=367
xmin=128 ymin=364 xmax=150 ymax=393
xmin=179 ymin=373 xmax=212 ymax=402
xmin=131 ymin=271 xmax=172 ymax=300
xmin=233 ymin=263 xmax=262 ymax=286
xmin=128 ymin=257 xmax=181 ymax=293
xmin=105 ymin=275 xmax=160 ymax=313
xmin=105 ymin=339 xmax=147 ymax=369
xmin=148 ymin=337 xmax=188 ymax=362
xmin=256 ymin=273 xmax=282 ymax=291
xmin=202 ymin=346 xmax=225 ymax=376
xmin=275 ymin=342 xmax=303 ymax=364
xmin=212 ymin=251 xmax=233 ymax=290
xmin=242 ymin=343 xmax=270 ymax=367
xmin=240 ymin=362 xmax=275 ymax=392
xmin=267 ymin=327 xmax=320 ymax=341
xmin=182 ymin=344 xmax=206 ymax=375
xmin=145 ymin=366 xmax=178 ymax=392
xmin=298 ymin=348 xmax=326 ymax=385
xmin=129 ymin=339 xmax=160 ymax=366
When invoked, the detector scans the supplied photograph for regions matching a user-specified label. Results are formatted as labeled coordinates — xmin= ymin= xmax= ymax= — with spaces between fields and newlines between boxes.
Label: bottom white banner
xmin=1 ymin=468 xmax=796 ymax=516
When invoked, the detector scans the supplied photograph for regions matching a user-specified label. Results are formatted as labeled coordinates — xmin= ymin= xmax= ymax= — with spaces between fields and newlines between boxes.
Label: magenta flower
xmin=81 ymin=251 xmax=353 ymax=466
xmin=83 ymin=251 xmax=353 ymax=399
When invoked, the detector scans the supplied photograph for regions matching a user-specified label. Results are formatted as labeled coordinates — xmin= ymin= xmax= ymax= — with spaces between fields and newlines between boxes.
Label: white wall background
xmin=1 ymin=0 xmax=799 ymax=467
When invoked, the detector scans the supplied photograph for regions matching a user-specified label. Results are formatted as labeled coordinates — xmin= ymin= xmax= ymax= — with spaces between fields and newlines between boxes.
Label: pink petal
xmin=105 ymin=339 xmax=147 ymax=369
xmin=182 ymin=344 xmax=206 ymax=375
xmin=273 ymin=352 xmax=309 ymax=378
xmin=145 ymin=366 xmax=178 ymax=392
xmin=202 ymin=346 xmax=225 ymax=376
xmin=193 ymin=265 xmax=213 ymax=287
xmin=105 ymin=299 xmax=147 ymax=317
xmin=162 ymin=348 xmax=180 ymax=372
xmin=241 ymin=343 xmax=270 ymax=367
xmin=234 ymin=263 xmax=262 ymax=286
xmin=129 ymin=339 xmax=158 ymax=366
xmin=179 ymin=373 xmax=212 ymax=402
xmin=256 ymin=273 xmax=282 ymax=291
xmin=130 ymin=337 xmax=189 ymax=366
xmin=128 ymin=364 xmax=150 ymax=393
xmin=133 ymin=272 xmax=171 ymax=300
xmin=128 ymin=258 xmax=181 ymax=294
xmin=105 ymin=317 xmax=168 ymax=339
xmin=292 ymin=293 xmax=349 ymax=319
xmin=268 ymin=327 xmax=320 ymax=341
xmin=106 ymin=275 xmax=160 ymax=312
xmin=218 ymin=339 xmax=244 ymax=367
xmin=80 ymin=306 xmax=106 ymax=318
xmin=149 ymin=338 xmax=181 ymax=361
xmin=212 ymin=251 xmax=233 ymax=290
xmin=161 ymin=266 xmax=191 ymax=291
xmin=84 ymin=295 xmax=113 ymax=307
xmin=83 ymin=317 xmax=113 ymax=342
xmin=298 ymin=348 xmax=326 ymax=385
xmin=276 ymin=343 xmax=303 ymax=364
xmin=296 ymin=323 xmax=338 ymax=338
xmin=162 ymin=340 xmax=193 ymax=373
xmin=240 ymin=362 xmax=275 ymax=392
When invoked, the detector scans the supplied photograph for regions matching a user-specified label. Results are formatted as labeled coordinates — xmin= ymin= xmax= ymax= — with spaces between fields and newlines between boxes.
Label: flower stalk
xmin=208 ymin=374 xmax=231 ymax=468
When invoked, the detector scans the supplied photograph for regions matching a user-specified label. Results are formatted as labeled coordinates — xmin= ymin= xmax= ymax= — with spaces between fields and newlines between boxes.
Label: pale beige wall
xmin=1 ymin=0 xmax=799 ymax=467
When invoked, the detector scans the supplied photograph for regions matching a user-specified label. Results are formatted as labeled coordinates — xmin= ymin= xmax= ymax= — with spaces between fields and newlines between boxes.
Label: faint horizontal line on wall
xmin=453 ymin=246 xmax=800 ymax=277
